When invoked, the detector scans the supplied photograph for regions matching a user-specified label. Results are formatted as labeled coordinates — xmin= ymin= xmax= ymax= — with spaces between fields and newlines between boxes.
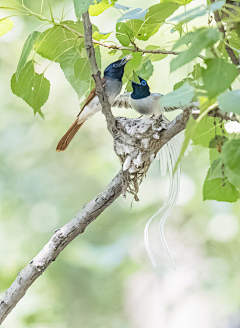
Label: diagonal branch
xmin=210 ymin=0 xmax=239 ymax=66
xmin=0 ymin=171 xmax=124 ymax=325
xmin=82 ymin=11 xmax=116 ymax=135
xmin=0 ymin=105 xmax=238 ymax=324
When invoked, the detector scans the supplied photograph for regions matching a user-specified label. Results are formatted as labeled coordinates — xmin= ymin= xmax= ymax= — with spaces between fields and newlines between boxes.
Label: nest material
xmin=113 ymin=116 xmax=168 ymax=200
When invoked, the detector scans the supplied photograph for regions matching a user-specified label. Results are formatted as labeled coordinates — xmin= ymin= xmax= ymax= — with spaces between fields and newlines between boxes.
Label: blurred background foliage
xmin=0 ymin=0 xmax=240 ymax=327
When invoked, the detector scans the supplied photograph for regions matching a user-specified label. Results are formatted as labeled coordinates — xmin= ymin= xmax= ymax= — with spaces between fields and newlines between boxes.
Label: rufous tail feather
xmin=56 ymin=119 xmax=83 ymax=152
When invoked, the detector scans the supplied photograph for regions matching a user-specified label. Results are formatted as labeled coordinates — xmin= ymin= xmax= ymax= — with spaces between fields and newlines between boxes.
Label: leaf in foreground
xmin=202 ymin=59 xmax=238 ymax=99
xmin=203 ymin=170 xmax=239 ymax=202
xmin=218 ymin=90 xmax=240 ymax=115
xmin=0 ymin=18 xmax=14 ymax=37
xmin=11 ymin=61 xmax=50 ymax=114
xmin=16 ymin=31 xmax=42 ymax=80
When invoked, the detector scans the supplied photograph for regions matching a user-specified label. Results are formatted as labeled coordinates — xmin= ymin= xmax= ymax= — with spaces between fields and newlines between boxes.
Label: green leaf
xmin=11 ymin=61 xmax=50 ymax=114
xmin=59 ymin=48 xmax=94 ymax=99
xmin=207 ymin=158 xmax=224 ymax=180
xmin=73 ymin=0 xmax=101 ymax=19
xmin=116 ymin=22 xmax=134 ymax=46
xmin=170 ymin=1 xmax=225 ymax=24
xmin=225 ymin=167 xmax=240 ymax=189
xmin=116 ymin=4 xmax=179 ymax=43
xmin=171 ymin=28 xmax=221 ymax=71
xmin=218 ymin=90 xmax=240 ymax=115
xmin=203 ymin=171 xmax=239 ymax=202
xmin=136 ymin=59 xmax=154 ymax=81
xmin=117 ymin=8 xmax=148 ymax=22
xmin=161 ymin=0 xmax=193 ymax=4
xmin=145 ymin=3 xmax=179 ymax=24
xmin=0 ymin=18 xmax=14 ymax=37
xmin=191 ymin=117 xmax=227 ymax=148
xmin=34 ymin=21 xmax=98 ymax=62
xmin=159 ymin=82 xmax=194 ymax=107
xmin=89 ymin=0 xmax=113 ymax=16
xmin=92 ymin=31 xmax=111 ymax=41
xmin=202 ymin=59 xmax=238 ymax=99
xmin=222 ymin=139 xmax=240 ymax=177
xmin=16 ymin=31 xmax=42 ymax=80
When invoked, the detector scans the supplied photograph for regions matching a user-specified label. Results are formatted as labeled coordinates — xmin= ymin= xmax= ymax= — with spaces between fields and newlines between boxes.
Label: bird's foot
xmin=138 ymin=115 xmax=143 ymax=119
xmin=150 ymin=114 xmax=155 ymax=119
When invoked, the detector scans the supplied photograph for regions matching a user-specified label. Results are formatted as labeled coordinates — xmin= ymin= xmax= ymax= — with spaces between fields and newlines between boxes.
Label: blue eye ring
xmin=141 ymin=80 xmax=147 ymax=86
xmin=113 ymin=63 xmax=118 ymax=68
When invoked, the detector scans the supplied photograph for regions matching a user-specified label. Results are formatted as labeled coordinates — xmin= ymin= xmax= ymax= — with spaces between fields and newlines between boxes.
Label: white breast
xmin=130 ymin=94 xmax=162 ymax=116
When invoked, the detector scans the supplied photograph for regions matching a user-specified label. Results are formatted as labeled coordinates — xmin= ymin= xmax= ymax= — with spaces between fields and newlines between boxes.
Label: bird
xmin=112 ymin=75 xmax=181 ymax=115
xmin=112 ymin=76 xmax=192 ymax=268
xmin=56 ymin=55 xmax=132 ymax=151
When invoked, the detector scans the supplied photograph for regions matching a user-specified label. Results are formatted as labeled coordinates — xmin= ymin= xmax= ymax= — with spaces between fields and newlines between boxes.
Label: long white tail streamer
xmin=144 ymin=128 xmax=189 ymax=269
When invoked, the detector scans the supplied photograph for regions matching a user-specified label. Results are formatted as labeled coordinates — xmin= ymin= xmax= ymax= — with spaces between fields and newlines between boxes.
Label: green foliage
xmin=73 ymin=0 xmax=101 ymax=20
xmin=3 ymin=0 xmax=240 ymax=205
xmin=11 ymin=61 xmax=50 ymax=115
xmin=34 ymin=21 xmax=97 ymax=62
xmin=171 ymin=28 xmax=221 ymax=71
xmin=203 ymin=170 xmax=239 ymax=202
xmin=159 ymin=82 xmax=194 ymax=107
xmin=16 ymin=31 xmax=42 ymax=80
xmin=59 ymin=47 xmax=99 ymax=99
xmin=218 ymin=90 xmax=240 ymax=114
xmin=89 ymin=0 xmax=114 ymax=16
xmin=191 ymin=117 xmax=226 ymax=148
xmin=222 ymin=139 xmax=240 ymax=177
xmin=202 ymin=59 xmax=238 ymax=99
xmin=0 ymin=18 xmax=14 ymax=37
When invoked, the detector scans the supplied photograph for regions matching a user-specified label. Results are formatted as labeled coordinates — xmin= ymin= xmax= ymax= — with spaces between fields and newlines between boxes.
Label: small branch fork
xmin=0 ymin=10 xmax=239 ymax=326
xmin=61 ymin=24 xmax=180 ymax=56
xmin=210 ymin=0 xmax=239 ymax=66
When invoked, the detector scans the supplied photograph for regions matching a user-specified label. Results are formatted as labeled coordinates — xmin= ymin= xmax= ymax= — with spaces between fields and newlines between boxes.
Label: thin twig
xmin=60 ymin=24 xmax=180 ymax=56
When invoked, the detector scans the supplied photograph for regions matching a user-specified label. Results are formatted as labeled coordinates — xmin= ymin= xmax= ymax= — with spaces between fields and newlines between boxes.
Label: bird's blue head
xmin=131 ymin=76 xmax=150 ymax=99
xmin=104 ymin=55 xmax=132 ymax=81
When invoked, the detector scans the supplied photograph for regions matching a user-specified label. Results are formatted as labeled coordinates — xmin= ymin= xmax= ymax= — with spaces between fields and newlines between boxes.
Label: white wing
xmin=112 ymin=92 xmax=132 ymax=108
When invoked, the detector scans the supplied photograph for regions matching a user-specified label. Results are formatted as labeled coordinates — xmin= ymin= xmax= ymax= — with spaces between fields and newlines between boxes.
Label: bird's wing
xmin=111 ymin=92 xmax=132 ymax=108
xmin=77 ymin=77 xmax=107 ymax=117
xmin=150 ymin=93 xmax=185 ymax=112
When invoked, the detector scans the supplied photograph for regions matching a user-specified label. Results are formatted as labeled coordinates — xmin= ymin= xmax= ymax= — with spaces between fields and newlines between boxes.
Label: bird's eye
xmin=141 ymin=80 xmax=147 ymax=86
xmin=113 ymin=63 xmax=118 ymax=68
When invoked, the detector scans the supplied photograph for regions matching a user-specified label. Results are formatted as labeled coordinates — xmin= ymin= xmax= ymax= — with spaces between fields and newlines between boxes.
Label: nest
xmin=113 ymin=116 xmax=168 ymax=201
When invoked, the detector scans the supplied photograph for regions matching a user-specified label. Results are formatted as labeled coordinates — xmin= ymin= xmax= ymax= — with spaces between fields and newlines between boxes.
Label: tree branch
xmin=82 ymin=12 xmax=116 ymax=135
xmin=0 ymin=171 xmax=124 ymax=325
xmin=61 ymin=24 xmax=180 ymax=56
xmin=210 ymin=0 xmax=239 ymax=66
xmin=0 ymin=105 xmax=238 ymax=324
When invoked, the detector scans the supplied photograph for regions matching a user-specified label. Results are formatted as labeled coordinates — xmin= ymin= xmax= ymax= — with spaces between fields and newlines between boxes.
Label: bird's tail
xmin=144 ymin=124 xmax=191 ymax=268
xmin=56 ymin=119 xmax=83 ymax=152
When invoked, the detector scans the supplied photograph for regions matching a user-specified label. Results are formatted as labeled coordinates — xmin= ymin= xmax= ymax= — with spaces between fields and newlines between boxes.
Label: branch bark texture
xmin=0 ymin=171 xmax=123 ymax=324
xmin=82 ymin=12 xmax=116 ymax=135
xmin=0 ymin=106 xmax=238 ymax=324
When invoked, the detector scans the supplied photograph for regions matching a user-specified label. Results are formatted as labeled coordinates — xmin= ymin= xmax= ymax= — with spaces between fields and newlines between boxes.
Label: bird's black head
xmin=104 ymin=55 xmax=131 ymax=81
xmin=131 ymin=76 xmax=150 ymax=99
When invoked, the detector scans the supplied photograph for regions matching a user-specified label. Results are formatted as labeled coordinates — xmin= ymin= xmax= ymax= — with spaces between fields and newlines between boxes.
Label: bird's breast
xmin=130 ymin=95 xmax=161 ymax=115
xmin=78 ymin=78 xmax=122 ymax=123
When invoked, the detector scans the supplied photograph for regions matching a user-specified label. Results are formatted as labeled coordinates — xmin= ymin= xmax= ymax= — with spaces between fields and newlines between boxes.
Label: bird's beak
xmin=120 ymin=54 xmax=133 ymax=66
